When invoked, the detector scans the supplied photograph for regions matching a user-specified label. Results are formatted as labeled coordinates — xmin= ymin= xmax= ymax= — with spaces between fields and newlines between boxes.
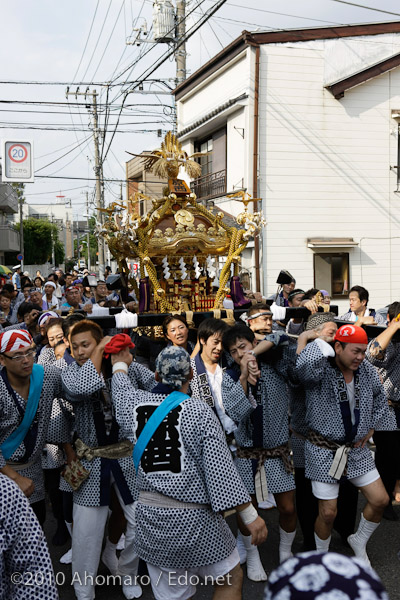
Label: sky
xmin=1 ymin=0 xmax=400 ymax=219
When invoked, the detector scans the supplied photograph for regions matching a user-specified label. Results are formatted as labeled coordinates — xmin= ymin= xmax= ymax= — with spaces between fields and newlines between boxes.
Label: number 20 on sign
xmin=1 ymin=139 xmax=34 ymax=182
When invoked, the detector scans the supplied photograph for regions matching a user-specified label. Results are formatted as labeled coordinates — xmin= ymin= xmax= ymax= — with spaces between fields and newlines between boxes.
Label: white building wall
xmin=178 ymin=51 xmax=249 ymax=129
xmin=259 ymin=41 xmax=400 ymax=311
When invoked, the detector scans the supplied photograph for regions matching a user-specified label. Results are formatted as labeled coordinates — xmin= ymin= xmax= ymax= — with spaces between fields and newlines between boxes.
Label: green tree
xmin=54 ymin=237 xmax=65 ymax=265
xmin=74 ymin=217 xmax=98 ymax=266
xmin=12 ymin=218 xmax=65 ymax=265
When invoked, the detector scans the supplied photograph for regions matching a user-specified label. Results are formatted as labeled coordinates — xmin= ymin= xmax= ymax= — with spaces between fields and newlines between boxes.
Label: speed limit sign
xmin=1 ymin=139 xmax=34 ymax=182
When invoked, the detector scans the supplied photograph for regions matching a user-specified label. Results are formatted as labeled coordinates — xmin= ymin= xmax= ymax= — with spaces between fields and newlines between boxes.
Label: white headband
xmin=38 ymin=311 xmax=58 ymax=326
xmin=245 ymin=311 xmax=273 ymax=322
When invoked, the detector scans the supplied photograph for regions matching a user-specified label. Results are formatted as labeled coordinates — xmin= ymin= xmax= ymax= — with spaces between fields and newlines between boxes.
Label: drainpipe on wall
xmin=252 ymin=43 xmax=261 ymax=292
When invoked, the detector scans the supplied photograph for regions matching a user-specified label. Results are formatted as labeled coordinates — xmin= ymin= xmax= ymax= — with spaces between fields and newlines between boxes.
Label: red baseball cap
xmin=334 ymin=325 xmax=368 ymax=344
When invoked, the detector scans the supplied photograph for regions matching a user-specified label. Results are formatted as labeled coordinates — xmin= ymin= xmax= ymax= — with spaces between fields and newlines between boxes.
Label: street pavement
xmin=46 ymin=496 xmax=399 ymax=599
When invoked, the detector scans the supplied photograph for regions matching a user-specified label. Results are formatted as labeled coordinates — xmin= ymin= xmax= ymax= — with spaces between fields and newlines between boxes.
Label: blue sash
xmin=335 ymin=369 xmax=360 ymax=443
xmin=1 ymin=364 xmax=44 ymax=460
xmin=133 ymin=391 xmax=189 ymax=471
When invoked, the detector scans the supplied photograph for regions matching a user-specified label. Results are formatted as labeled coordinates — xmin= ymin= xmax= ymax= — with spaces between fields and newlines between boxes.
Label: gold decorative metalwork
xmin=98 ymin=132 xmax=266 ymax=312
xmin=126 ymin=131 xmax=204 ymax=180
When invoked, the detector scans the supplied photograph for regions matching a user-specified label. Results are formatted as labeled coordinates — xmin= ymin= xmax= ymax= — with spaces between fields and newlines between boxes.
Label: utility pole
xmin=86 ymin=191 xmax=91 ymax=271
xmin=66 ymin=87 xmax=105 ymax=277
xmin=93 ymin=89 xmax=105 ymax=277
xmin=76 ymin=222 xmax=80 ymax=264
xmin=19 ymin=195 xmax=24 ymax=270
xmin=50 ymin=212 xmax=56 ymax=267
xmin=175 ymin=0 xmax=187 ymax=87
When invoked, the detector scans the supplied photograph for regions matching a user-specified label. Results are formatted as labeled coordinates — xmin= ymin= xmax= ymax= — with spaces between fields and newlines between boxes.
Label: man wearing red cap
xmin=295 ymin=324 xmax=393 ymax=565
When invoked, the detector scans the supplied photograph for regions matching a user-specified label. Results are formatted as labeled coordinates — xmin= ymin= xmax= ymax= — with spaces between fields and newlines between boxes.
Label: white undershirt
xmin=206 ymin=365 xmax=237 ymax=435
xmin=346 ymin=379 xmax=356 ymax=425
xmin=347 ymin=308 xmax=370 ymax=322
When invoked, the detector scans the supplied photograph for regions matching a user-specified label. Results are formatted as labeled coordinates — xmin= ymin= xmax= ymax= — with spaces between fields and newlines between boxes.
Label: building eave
xmin=307 ymin=237 xmax=359 ymax=248
xmin=177 ymin=93 xmax=248 ymax=138
xmin=326 ymin=51 xmax=400 ymax=98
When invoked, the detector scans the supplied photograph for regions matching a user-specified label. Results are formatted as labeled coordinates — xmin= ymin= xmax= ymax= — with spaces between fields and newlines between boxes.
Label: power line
xmin=90 ymin=0 xmax=125 ymax=82
xmin=226 ymin=1 xmax=346 ymax=24
xmin=0 ymin=80 xmax=108 ymax=86
xmin=81 ymin=0 xmax=113 ymax=82
xmin=109 ymin=0 xmax=208 ymax=86
xmin=0 ymin=125 xmax=169 ymax=133
xmin=101 ymin=86 xmax=111 ymax=162
xmin=0 ymin=107 xmax=169 ymax=117
xmin=330 ymin=0 xmax=400 ymax=18
xmin=103 ymin=0 xmax=227 ymax=163
xmin=35 ymin=136 xmax=93 ymax=172
xmin=72 ymin=0 xmax=100 ymax=81
xmin=0 ymin=119 xmax=168 ymax=127
xmin=24 ymin=185 xmax=89 ymax=196
xmin=44 ymin=138 xmax=94 ymax=177
xmin=35 ymin=174 xmax=171 ymax=183
xmin=200 ymin=3 xmax=224 ymax=49
xmin=0 ymin=97 xmax=171 ymax=107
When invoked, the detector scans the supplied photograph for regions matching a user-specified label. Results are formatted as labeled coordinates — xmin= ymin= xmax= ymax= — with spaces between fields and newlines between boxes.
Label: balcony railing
xmin=190 ymin=169 xmax=226 ymax=201
xmin=0 ymin=225 xmax=20 ymax=251
xmin=0 ymin=184 xmax=18 ymax=214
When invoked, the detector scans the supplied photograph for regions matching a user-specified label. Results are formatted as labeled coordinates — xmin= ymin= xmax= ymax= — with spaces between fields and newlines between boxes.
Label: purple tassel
xmin=139 ymin=276 xmax=150 ymax=313
xmin=230 ymin=276 xmax=251 ymax=308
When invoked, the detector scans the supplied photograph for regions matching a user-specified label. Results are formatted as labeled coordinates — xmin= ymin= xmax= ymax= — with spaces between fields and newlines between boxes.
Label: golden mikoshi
xmin=97 ymin=132 xmax=266 ymax=313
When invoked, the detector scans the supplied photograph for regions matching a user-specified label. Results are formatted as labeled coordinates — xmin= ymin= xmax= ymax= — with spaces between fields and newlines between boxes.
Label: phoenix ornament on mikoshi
xmin=126 ymin=131 xmax=208 ymax=196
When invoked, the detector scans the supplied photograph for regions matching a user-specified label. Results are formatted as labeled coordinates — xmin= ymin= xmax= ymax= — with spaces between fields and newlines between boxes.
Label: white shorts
xmin=311 ymin=468 xmax=380 ymax=500
xmin=146 ymin=548 xmax=240 ymax=600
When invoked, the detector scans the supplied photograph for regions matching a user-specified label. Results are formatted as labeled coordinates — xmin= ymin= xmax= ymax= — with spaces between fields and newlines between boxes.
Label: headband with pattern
xmin=0 ymin=329 xmax=33 ymax=354
xmin=38 ymin=311 xmax=59 ymax=326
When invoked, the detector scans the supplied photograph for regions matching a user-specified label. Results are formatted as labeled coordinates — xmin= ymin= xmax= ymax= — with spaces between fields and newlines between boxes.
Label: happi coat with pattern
xmin=366 ymin=339 xmax=400 ymax=430
xmin=111 ymin=374 xmax=251 ymax=569
xmin=221 ymin=345 xmax=296 ymax=495
xmin=295 ymin=340 xmax=395 ymax=483
xmin=0 ymin=364 xmax=67 ymax=504
xmin=61 ymin=358 xmax=155 ymax=506
xmin=0 ymin=474 xmax=59 ymax=600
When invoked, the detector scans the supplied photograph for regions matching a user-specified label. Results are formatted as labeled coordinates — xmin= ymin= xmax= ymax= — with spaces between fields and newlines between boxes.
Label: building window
xmin=314 ymin=253 xmax=349 ymax=297
xmin=197 ymin=138 xmax=213 ymax=176
xmin=192 ymin=127 xmax=227 ymax=201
